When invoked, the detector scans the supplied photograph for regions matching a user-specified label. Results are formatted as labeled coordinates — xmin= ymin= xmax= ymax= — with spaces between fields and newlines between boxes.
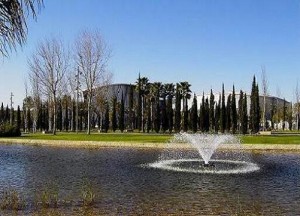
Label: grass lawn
xmin=3 ymin=132 xmax=300 ymax=144
xmin=17 ymin=132 xmax=173 ymax=143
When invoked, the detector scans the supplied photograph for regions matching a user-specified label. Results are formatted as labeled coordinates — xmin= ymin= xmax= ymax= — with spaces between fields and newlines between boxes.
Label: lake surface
xmin=0 ymin=144 xmax=299 ymax=215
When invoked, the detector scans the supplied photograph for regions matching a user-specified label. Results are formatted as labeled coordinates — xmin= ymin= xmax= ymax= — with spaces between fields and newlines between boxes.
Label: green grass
xmin=3 ymin=132 xmax=300 ymax=144
xmin=16 ymin=132 xmax=172 ymax=143
xmin=240 ymin=135 xmax=300 ymax=144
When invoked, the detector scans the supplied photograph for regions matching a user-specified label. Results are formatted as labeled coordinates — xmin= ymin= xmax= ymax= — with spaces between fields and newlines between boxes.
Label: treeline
xmin=11 ymin=74 xmax=292 ymax=135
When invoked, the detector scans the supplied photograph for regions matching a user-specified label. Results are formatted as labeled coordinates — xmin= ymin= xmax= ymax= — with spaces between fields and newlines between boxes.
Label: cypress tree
xmin=16 ymin=105 xmax=21 ymax=130
xmin=220 ymin=84 xmax=226 ymax=133
xmin=226 ymin=94 xmax=232 ymax=132
xmin=112 ymin=96 xmax=117 ymax=132
xmin=209 ymin=89 xmax=215 ymax=132
xmin=104 ymin=102 xmax=110 ymax=133
xmin=27 ymin=107 xmax=32 ymax=132
xmin=0 ymin=102 xmax=3 ymax=122
xmin=174 ymin=83 xmax=181 ymax=133
xmin=128 ymin=85 xmax=134 ymax=130
xmin=238 ymin=90 xmax=244 ymax=133
xmin=191 ymin=94 xmax=198 ymax=133
xmin=231 ymin=85 xmax=237 ymax=134
xmin=57 ymin=101 xmax=62 ymax=131
xmin=199 ymin=92 xmax=205 ymax=132
xmin=283 ymin=99 xmax=287 ymax=130
xmin=64 ymin=100 xmax=69 ymax=132
xmin=204 ymin=98 xmax=210 ymax=132
xmin=5 ymin=105 xmax=9 ymax=123
xmin=250 ymin=76 xmax=261 ymax=133
xmin=242 ymin=93 xmax=248 ymax=134
xmin=270 ymin=98 xmax=276 ymax=130
xmin=215 ymin=99 xmax=220 ymax=133
xmin=119 ymin=94 xmax=125 ymax=132
xmin=136 ymin=74 xmax=142 ymax=131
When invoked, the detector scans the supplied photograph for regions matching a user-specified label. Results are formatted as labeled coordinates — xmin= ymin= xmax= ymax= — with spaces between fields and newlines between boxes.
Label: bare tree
xmin=0 ymin=0 xmax=43 ymax=56
xmin=75 ymin=30 xmax=111 ymax=135
xmin=28 ymin=37 xmax=69 ymax=134
xmin=261 ymin=65 xmax=268 ymax=131
xmin=28 ymin=70 xmax=41 ymax=132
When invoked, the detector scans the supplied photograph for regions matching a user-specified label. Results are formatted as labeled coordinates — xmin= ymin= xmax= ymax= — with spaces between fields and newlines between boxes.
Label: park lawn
xmin=17 ymin=132 xmax=173 ymax=143
xmin=240 ymin=135 xmax=300 ymax=144
xmin=4 ymin=132 xmax=300 ymax=144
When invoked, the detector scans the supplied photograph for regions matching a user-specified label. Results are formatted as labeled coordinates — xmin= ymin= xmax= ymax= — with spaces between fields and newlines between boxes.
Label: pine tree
xmin=209 ymin=89 xmax=215 ymax=132
xmin=220 ymin=84 xmax=226 ymax=133
xmin=112 ymin=96 xmax=117 ymax=132
xmin=231 ymin=85 xmax=237 ymax=134
xmin=119 ymin=94 xmax=125 ymax=132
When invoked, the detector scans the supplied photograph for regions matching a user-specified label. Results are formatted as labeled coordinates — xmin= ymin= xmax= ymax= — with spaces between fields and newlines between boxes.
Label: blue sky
xmin=1 ymin=0 xmax=300 ymax=107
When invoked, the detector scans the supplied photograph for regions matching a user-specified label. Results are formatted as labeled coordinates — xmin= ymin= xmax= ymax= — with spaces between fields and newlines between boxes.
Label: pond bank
xmin=0 ymin=138 xmax=300 ymax=151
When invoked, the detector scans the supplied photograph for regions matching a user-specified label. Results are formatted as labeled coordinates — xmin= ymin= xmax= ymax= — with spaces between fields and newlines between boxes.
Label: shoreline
xmin=0 ymin=138 xmax=300 ymax=151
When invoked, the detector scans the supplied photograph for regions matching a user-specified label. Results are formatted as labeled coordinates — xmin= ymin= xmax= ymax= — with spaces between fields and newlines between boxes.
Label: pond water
xmin=0 ymin=144 xmax=299 ymax=215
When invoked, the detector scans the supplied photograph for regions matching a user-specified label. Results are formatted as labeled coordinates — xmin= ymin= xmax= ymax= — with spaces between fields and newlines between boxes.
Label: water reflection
xmin=0 ymin=145 xmax=299 ymax=215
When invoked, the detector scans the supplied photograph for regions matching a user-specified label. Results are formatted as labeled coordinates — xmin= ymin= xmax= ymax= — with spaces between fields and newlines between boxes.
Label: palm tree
xmin=0 ymin=0 xmax=43 ymax=56
xmin=180 ymin=81 xmax=192 ymax=132
xmin=164 ymin=83 xmax=175 ymax=133
xmin=135 ymin=75 xmax=150 ymax=132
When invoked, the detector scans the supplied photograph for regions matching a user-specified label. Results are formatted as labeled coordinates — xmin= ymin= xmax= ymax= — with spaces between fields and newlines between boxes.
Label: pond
xmin=0 ymin=144 xmax=299 ymax=215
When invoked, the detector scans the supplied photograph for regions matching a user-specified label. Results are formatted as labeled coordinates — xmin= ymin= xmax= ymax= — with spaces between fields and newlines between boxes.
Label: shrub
xmin=0 ymin=189 xmax=25 ymax=211
xmin=0 ymin=123 xmax=21 ymax=137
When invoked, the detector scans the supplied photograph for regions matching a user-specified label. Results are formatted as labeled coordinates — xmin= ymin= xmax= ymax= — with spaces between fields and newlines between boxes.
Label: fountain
xmin=146 ymin=133 xmax=260 ymax=174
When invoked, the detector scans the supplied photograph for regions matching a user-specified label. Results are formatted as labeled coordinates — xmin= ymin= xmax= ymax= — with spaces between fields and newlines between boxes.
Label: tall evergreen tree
xmin=57 ymin=101 xmax=63 ymax=131
xmin=128 ymin=84 xmax=134 ymax=130
xmin=242 ymin=93 xmax=248 ymax=134
xmin=226 ymin=94 xmax=232 ymax=132
xmin=104 ymin=102 xmax=110 ymax=133
xmin=250 ymin=76 xmax=261 ymax=133
xmin=220 ymin=84 xmax=226 ymax=133
xmin=191 ymin=94 xmax=198 ymax=133
xmin=16 ymin=105 xmax=21 ymax=129
xmin=283 ymin=98 xmax=287 ymax=130
xmin=0 ymin=103 xmax=4 ymax=123
xmin=204 ymin=98 xmax=210 ymax=132
xmin=112 ymin=96 xmax=117 ymax=132
xmin=174 ymin=83 xmax=182 ymax=133
xmin=5 ymin=105 xmax=9 ymax=123
xmin=231 ymin=85 xmax=237 ymax=134
xmin=27 ymin=107 xmax=32 ymax=132
xmin=199 ymin=92 xmax=205 ymax=132
xmin=270 ymin=98 xmax=276 ymax=130
xmin=209 ymin=89 xmax=215 ymax=132
xmin=238 ymin=90 xmax=244 ymax=133
xmin=215 ymin=99 xmax=221 ymax=133
xmin=119 ymin=94 xmax=125 ymax=132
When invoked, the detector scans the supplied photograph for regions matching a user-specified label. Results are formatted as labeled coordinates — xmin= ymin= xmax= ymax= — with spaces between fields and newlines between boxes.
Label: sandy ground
xmin=0 ymin=138 xmax=300 ymax=152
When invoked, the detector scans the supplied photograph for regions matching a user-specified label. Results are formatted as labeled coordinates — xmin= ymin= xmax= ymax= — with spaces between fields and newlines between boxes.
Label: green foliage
xmin=250 ymin=76 xmax=260 ymax=133
xmin=0 ymin=123 xmax=21 ymax=137
xmin=80 ymin=180 xmax=96 ymax=207
xmin=174 ymin=83 xmax=181 ymax=133
xmin=119 ymin=95 xmax=125 ymax=132
xmin=231 ymin=85 xmax=237 ymax=134
xmin=191 ymin=94 xmax=198 ymax=133
xmin=209 ymin=89 xmax=215 ymax=132
xmin=104 ymin=102 xmax=110 ymax=133
xmin=220 ymin=84 xmax=226 ymax=133
xmin=111 ymin=96 xmax=117 ymax=132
